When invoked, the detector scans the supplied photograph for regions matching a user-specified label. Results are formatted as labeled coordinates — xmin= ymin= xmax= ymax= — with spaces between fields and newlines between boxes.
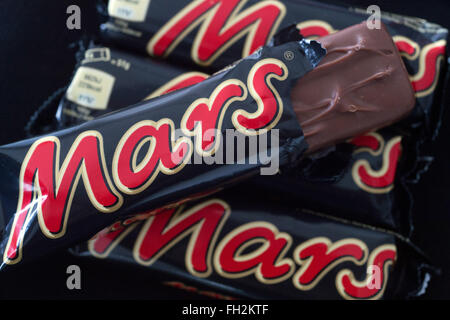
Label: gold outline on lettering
xmin=336 ymin=244 xmax=396 ymax=300
xmin=132 ymin=199 xmax=230 ymax=278
xmin=213 ymin=221 xmax=294 ymax=284
xmin=232 ymin=58 xmax=287 ymax=136
xmin=112 ymin=118 xmax=193 ymax=195
xmin=4 ymin=131 xmax=123 ymax=265
xmin=292 ymin=237 xmax=368 ymax=291
xmin=351 ymin=136 xmax=402 ymax=194
xmin=181 ymin=79 xmax=247 ymax=157
xmin=147 ymin=0 xmax=286 ymax=66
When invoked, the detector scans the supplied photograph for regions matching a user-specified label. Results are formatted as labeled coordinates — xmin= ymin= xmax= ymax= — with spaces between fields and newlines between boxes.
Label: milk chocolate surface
xmin=292 ymin=22 xmax=415 ymax=153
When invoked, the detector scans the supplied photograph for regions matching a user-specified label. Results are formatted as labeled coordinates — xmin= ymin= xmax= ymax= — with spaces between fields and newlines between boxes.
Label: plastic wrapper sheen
xmin=71 ymin=188 xmax=430 ymax=300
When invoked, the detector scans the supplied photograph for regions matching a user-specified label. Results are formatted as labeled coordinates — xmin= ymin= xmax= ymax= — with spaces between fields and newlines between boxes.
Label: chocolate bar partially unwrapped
xmin=0 ymin=22 xmax=420 ymax=269
xmin=52 ymin=26 xmax=415 ymax=233
xmin=58 ymin=23 xmax=416 ymax=152
xmin=0 ymin=34 xmax=324 ymax=268
xmin=100 ymin=0 xmax=447 ymax=133
xmin=41 ymin=9 xmax=445 ymax=237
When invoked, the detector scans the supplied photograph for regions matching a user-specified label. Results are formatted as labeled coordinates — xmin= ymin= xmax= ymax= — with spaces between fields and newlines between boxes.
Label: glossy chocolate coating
xmin=292 ymin=22 xmax=415 ymax=153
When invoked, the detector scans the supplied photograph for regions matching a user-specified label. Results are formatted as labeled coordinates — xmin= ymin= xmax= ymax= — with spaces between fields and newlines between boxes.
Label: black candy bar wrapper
xmin=252 ymin=127 xmax=409 ymax=233
xmin=101 ymin=0 xmax=448 ymax=132
xmin=0 ymin=36 xmax=325 ymax=268
xmin=71 ymin=188 xmax=430 ymax=300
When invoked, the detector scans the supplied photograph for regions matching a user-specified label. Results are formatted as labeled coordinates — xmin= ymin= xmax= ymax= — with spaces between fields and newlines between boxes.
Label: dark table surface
xmin=0 ymin=0 xmax=449 ymax=299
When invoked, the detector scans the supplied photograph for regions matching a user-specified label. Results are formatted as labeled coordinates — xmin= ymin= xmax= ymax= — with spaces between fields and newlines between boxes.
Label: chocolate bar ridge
xmin=292 ymin=22 xmax=415 ymax=152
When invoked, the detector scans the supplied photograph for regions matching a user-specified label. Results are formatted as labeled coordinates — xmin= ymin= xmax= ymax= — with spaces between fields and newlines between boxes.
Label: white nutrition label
xmin=108 ymin=0 xmax=151 ymax=22
xmin=66 ymin=66 xmax=116 ymax=110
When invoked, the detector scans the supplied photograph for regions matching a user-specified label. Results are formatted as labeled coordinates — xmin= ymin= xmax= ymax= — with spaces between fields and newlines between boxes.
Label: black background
xmin=0 ymin=0 xmax=449 ymax=299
